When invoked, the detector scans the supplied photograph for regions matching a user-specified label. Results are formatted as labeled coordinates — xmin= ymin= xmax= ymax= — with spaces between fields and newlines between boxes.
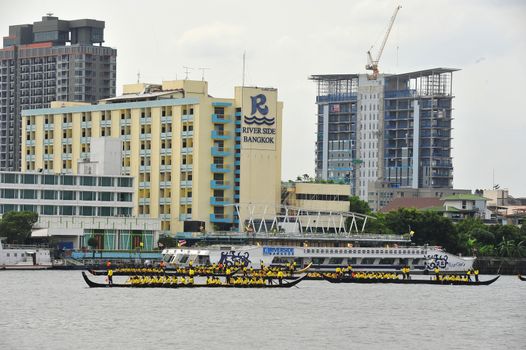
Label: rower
xmin=434 ymin=267 xmax=440 ymax=281
xmin=277 ymin=270 xmax=284 ymax=285
xmin=474 ymin=269 xmax=479 ymax=282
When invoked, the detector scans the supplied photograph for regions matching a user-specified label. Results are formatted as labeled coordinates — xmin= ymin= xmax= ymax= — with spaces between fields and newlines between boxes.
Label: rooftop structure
xmin=0 ymin=15 xmax=116 ymax=171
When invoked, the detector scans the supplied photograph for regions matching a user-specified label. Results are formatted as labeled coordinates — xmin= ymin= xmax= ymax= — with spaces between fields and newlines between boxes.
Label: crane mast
xmin=366 ymin=5 xmax=402 ymax=80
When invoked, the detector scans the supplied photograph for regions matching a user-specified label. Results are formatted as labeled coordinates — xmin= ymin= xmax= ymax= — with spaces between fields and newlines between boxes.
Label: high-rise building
xmin=21 ymin=80 xmax=283 ymax=236
xmin=0 ymin=15 xmax=116 ymax=171
xmin=311 ymin=68 xmax=457 ymax=201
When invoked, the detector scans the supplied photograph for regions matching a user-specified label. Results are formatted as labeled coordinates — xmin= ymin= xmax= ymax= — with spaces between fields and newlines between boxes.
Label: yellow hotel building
xmin=21 ymin=80 xmax=283 ymax=235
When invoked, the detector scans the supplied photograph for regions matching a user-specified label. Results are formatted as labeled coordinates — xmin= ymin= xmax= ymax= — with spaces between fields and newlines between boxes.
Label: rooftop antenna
xmin=183 ymin=66 xmax=193 ymax=80
xmin=198 ymin=67 xmax=210 ymax=81
xmin=242 ymin=51 xmax=246 ymax=87
xmin=46 ymin=12 xmax=54 ymax=17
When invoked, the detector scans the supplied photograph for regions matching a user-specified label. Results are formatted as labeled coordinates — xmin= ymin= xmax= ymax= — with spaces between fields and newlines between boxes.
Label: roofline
xmin=309 ymin=74 xmax=360 ymax=81
xmin=21 ymin=97 xmax=200 ymax=116
xmin=387 ymin=68 xmax=460 ymax=79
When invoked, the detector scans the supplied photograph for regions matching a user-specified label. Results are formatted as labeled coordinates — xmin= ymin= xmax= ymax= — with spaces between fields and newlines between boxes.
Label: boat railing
xmin=185 ymin=231 xmax=410 ymax=242
xmin=2 ymin=243 xmax=50 ymax=249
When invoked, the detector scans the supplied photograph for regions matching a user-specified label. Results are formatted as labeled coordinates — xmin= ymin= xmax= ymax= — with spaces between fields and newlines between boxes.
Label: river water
xmin=0 ymin=271 xmax=524 ymax=350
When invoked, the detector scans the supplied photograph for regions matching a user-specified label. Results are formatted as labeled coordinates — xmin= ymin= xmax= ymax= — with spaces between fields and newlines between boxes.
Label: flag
xmin=178 ymin=240 xmax=187 ymax=247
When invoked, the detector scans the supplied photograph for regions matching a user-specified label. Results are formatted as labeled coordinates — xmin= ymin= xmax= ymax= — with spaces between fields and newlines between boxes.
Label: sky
xmin=2 ymin=0 xmax=525 ymax=196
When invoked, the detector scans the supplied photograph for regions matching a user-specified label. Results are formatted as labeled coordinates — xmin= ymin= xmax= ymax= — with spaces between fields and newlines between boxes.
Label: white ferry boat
xmin=0 ymin=239 xmax=52 ymax=270
xmin=163 ymin=207 xmax=475 ymax=273
xmin=162 ymin=233 xmax=474 ymax=273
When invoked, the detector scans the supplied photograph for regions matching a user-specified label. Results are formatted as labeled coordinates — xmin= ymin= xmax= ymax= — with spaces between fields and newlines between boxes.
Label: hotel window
xmin=99 ymin=177 xmax=113 ymax=187
xmin=42 ymin=190 xmax=56 ymax=200
xmin=99 ymin=192 xmax=113 ymax=201
xmin=43 ymin=175 xmax=57 ymax=185
xmin=98 ymin=207 xmax=112 ymax=216
xmin=60 ymin=206 xmax=74 ymax=215
xmin=80 ymin=176 xmax=96 ymax=186
xmin=41 ymin=205 xmax=55 ymax=215
xmin=80 ymin=192 xmax=95 ymax=201
xmin=79 ymin=206 xmax=95 ymax=216
xmin=1 ymin=189 xmax=17 ymax=199
xmin=60 ymin=191 xmax=75 ymax=201
xmin=22 ymin=205 xmax=36 ymax=212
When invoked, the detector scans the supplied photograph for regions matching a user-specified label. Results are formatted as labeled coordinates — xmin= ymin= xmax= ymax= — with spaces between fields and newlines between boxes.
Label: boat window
xmin=328 ymin=258 xmax=343 ymax=264
xmin=361 ymin=258 xmax=375 ymax=265
xmin=312 ymin=257 xmax=324 ymax=265
xmin=329 ymin=249 xmax=333 ymax=254
xmin=379 ymin=258 xmax=395 ymax=264
xmin=375 ymin=250 xmax=379 ymax=254
xmin=348 ymin=258 xmax=357 ymax=264
xmin=316 ymin=249 xmax=320 ymax=254
xmin=366 ymin=250 xmax=370 ymax=254
xmin=345 ymin=250 xmax=349 ymax=254
xmin=380 ymin=250 xmax=384 ymax=254
xmin=14 ymin=253 xmax=17 ymax=257
xmin=413 ymin=259 xmax=422 ymax=265
xmin=6 ymin=253 xmax=9 ymax=257
xmin=179 ymin=256 xmax=189 ymax=263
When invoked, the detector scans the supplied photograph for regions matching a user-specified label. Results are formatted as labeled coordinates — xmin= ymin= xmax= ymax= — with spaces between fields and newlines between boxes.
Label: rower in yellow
xmin=434 ymin=267 xmax=440 ymax=281
xmin=277 ymin=270 xmax=284 ymax=285
xmin=474 ymin=269 xmax=480 ymax=282
xmin=107 ymin=269 xmax=113 ymax=286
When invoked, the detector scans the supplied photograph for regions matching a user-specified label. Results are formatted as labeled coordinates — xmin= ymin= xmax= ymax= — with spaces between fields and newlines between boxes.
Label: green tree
xmin=0 ymin=211 xmax=38 ymax=244
xmin=348 ymin=196 xmax=371 ymax=215
xmin=157 ymin=235 xmax=178 ymax=249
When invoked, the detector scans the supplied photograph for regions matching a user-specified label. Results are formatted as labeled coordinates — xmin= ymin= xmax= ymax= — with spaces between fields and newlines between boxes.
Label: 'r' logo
xmin=251 ymin=94 xmax=268 ymax=115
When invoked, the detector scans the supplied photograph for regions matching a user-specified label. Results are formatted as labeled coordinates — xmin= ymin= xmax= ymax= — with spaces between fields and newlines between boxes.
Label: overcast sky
xmin=2 ymin=0 xmax=525 ymax=196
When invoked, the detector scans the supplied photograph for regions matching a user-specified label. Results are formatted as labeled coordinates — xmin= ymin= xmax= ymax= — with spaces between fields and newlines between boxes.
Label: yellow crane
xmin=366 ymin=5 xmax=402 ymax=80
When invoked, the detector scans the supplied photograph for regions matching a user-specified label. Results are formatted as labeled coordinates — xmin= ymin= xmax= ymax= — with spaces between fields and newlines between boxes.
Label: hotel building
xmin=311 ymin=68 xmax=457 ymax=204
xmin=0 ymin=15 xmax=116 ymax=171
xmin=21 ymin=80 xmax=283 ymax=236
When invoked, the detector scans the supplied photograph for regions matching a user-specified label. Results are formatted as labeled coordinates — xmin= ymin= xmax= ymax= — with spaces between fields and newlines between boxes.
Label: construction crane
xmin=366 ymin=5 xmax=402 ymax=80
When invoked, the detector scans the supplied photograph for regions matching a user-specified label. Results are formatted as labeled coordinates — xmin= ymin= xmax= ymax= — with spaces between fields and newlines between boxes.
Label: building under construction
xmin=310 ymin=68 xmax=458 ymax=201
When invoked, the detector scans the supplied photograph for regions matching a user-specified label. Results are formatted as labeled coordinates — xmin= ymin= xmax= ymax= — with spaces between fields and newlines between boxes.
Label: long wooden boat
xmin=82 ymin=271 xmax=308 ymax=289
xmin=322 ymin=274 xmax=500 ymax=286
xmin=518 ymin=274 xmax=526 ymax=281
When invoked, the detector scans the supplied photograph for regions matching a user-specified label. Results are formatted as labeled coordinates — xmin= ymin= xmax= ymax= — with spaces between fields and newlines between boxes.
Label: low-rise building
xmin=0 ymin=170 xmax=160 ymax=250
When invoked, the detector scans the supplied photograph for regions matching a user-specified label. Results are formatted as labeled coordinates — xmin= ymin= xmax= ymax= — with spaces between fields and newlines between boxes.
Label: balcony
xmin=180 ymin=164 xmax=193 ymax=172
xmin=211 ymin=146 xmax=231 ymax=157
xmin=160 ymin=132 xmax=172 ymax=139
xmin=139 ymin=181 xmax=150 ymax=188
xmin=139 ymin=149 xmax=151 ymax=156
xmin=211 ymin=130 xmax=231 ymax=140
xmin=211 ymin=114 xmax=231 ymax=123
xmin=160 ymin=181 xmax=172 ymax=188
xmin=180 ymin=180 xmax=192 ymax=188
xmin=181 ymin=147 xmax=193 ymax=154
xmin=210 ymin=164 xmax=230 ymax=173
xmin=180 ymin=197 xmax=193 ymax=205
xmin=179 ymin=214 xmax=192 ymax=221
xmin=61 ymin=154 xmax=72 ymax=160
xmin=43 ymin=139 xmax=53 ymax=146
xmin=182 ymin=114 xmax=194 ymax=122
xmin=160 ymin=214 xmax=171 ymax=221
xmin=120 ymin=119 xmax=131 ymax=126
xmin=210 ymin=213 xmax=233 ymax=223
xmin=139 ymin=133 xmax=152 ymax=140
xmin=139 ymin=165 xmax=151 ymax=172
xmin=25 ymin=139 xmax=36 ymax=146
xmin=100 ymin=120 xmax=112 ymax=127
xmin=210 ymin=180 xmax=230 ymax=189
xmin=44 ymin=123 xmax=54 ymax=131
xmin=159 ymin=197 xmax=171 ymax=205
xmin=140 ymin=117 xmax=152 ymax=124
xmin=161 ymin=115 xmax=172 ymax=124
xmin=81 ymin=121 xmax=91 ymax=128
xmin=161 ymin=148 xmax=172 ymax=156
xmin=139 ymin=198 xmax=150 ymax=205
xmin=210 ymin=196 xmax=231 ymax=206
xmin=160 ymin=164 xmax=172 ymax=172
xmin=182 ymin=130 xmax=194 ymax=138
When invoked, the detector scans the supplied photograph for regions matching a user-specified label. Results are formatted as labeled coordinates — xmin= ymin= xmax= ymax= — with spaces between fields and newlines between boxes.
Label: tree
xmin=157 ymin=235 xmax=178 ymax=249
xmin=0 ymin=211 xmax=38 ymax=244
xmin=348 ymin=196 xmax=371 ymax=215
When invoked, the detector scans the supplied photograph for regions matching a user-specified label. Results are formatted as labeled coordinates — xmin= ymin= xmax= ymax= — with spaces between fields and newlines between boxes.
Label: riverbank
xmin=475 ymin=257 xmax=526 ymax=275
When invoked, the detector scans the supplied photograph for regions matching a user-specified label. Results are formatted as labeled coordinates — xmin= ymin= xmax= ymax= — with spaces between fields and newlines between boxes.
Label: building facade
xmin=310 ymin=68 xmax=457 ymax=202
xmin=0 ymin=171 xmax=159 ymax=250
xmin=0 ymin=15 xmax=116 ymax=171
xmin=21 ymin=80 xmax=283 ymax=236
